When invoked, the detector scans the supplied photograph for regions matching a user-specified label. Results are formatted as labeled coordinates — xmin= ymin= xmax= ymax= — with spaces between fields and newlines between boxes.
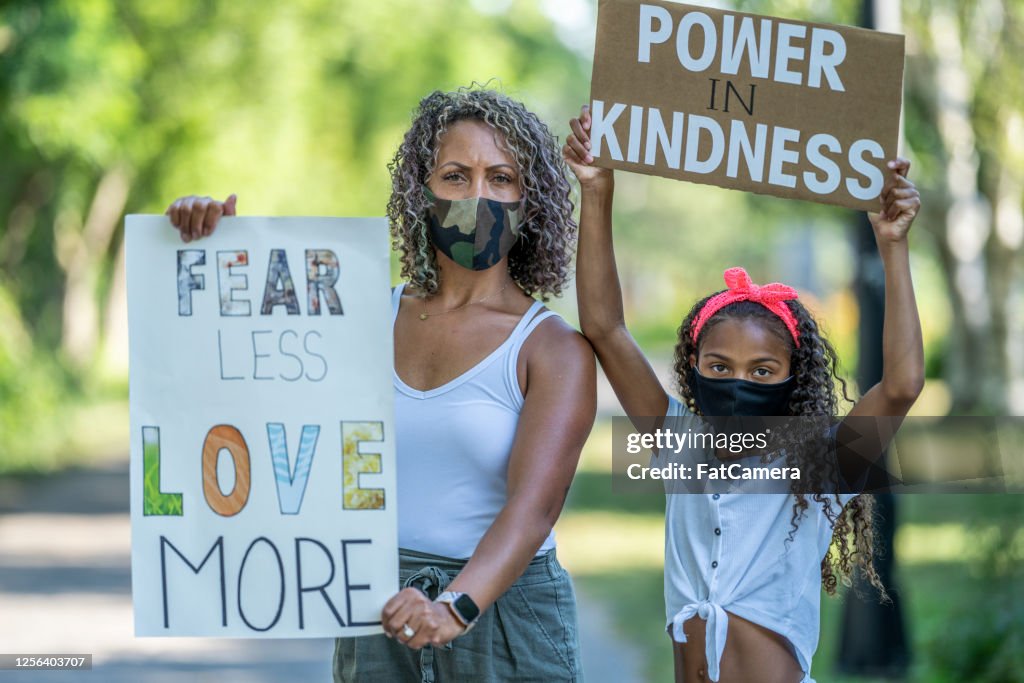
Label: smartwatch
xmin=435 ymin=591 xmax=481 ymax=633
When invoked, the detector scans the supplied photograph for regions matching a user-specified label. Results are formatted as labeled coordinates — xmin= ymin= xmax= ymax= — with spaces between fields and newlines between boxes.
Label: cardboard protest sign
xmin=589 ymin=0 xmax=905 ymax=210
xmin=127 ymin=216 xmax=397 ymax=637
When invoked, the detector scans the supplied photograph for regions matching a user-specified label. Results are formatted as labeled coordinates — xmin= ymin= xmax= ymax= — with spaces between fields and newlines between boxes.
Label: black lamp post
xmin=836 ymin=1 xmax=911 ymax=675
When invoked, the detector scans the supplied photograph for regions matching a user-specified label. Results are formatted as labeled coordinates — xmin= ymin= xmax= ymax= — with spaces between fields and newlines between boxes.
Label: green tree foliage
xmin=0 ymin=0 xmax=591 ymax=468
xmin=901 ymin=0 xmax=1024 ymax=414
xmin=1 ymin=0 xmax=1019 ymax=471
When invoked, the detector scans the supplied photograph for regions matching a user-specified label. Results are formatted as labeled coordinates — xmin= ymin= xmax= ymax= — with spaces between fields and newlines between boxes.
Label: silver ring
xmin=402 ymin=624 xmax=415 ymax=639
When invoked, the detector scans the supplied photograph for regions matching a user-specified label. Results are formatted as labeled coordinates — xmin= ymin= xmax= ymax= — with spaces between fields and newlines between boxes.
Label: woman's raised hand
xmin=563 ymin=105 xmax=613 ymax=190
xmin=165 ymin=194 xmax=238 ymax=242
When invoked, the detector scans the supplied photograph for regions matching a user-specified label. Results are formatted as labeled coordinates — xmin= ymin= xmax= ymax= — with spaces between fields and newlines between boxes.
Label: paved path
xmin=0 ymin=458 xmax=643 ymax=682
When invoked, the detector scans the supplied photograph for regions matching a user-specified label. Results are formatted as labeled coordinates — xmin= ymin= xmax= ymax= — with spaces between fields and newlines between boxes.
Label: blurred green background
xmin=0 ymin=0 xmax=1021 ymax=681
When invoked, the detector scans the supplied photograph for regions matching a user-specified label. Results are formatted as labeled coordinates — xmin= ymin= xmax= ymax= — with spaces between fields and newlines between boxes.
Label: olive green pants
xmin=333 ymin=547 xmax=583 ymax=682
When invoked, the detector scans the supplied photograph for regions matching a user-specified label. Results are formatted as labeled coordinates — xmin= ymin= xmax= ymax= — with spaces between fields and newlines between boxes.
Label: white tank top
xmin=391 ymin=282 xmax=559 ymax=559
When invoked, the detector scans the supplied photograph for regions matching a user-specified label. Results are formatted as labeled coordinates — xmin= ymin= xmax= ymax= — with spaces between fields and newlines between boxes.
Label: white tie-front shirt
xmin=659 ymin=395 xmax=858 ymax=683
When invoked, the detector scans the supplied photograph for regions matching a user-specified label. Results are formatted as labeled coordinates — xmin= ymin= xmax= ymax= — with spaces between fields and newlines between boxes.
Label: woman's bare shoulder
xmin=523 ymin=309 xmax=594 ymax=368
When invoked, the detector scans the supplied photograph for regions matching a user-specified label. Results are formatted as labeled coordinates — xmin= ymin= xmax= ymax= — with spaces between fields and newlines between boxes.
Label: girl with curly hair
xmin=562 ymin=105 xmax=923 ymax=683
xmin=164 ymin=86 xmax=596 ymax=682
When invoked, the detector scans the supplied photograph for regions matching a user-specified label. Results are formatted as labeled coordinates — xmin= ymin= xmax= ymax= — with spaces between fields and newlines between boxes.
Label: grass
xmin=555 ymin=420 xmax=1024 ymax=682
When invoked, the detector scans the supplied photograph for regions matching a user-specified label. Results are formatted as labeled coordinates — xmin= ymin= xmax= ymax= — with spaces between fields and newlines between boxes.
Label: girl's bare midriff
xmin=673 ymin=611 xmax=804 ymax=683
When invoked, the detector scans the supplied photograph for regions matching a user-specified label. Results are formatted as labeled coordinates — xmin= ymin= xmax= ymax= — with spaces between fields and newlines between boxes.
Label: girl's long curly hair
xmin=387 ymin=85 xmax=576 ymax=300
xmin=672 ymin=295 xmax=889 ymax=600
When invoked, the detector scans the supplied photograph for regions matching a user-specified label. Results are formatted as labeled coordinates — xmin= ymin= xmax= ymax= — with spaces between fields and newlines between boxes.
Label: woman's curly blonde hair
xmin=386 ymin=85 xmax=576 ymax=300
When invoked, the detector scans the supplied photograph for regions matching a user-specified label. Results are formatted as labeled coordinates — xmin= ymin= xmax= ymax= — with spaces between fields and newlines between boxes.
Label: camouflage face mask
xmin=423 ymin=185 xmax=525 ymax=271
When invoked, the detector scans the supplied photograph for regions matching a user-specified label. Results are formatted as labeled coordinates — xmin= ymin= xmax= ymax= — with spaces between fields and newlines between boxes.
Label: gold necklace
xmin=418 ymin=281 xmax=512 ymax=320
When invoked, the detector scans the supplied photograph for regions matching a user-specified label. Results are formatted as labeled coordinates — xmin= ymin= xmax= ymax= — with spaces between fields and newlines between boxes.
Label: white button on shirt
xmin=660 ymin=395 xmax=857 ymax=683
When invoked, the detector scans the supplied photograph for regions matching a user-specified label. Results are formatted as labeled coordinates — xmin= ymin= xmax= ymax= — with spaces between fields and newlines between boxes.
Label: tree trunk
xmin=991 ymin=145 xmax=1024 ymax=414
xmin=916 ymin=3 xmax=1012 ymax=414
xmin=100 ymin=231 xmax=129 ymax=379
xmin=58 ymin=167 xmax=130 ymax=369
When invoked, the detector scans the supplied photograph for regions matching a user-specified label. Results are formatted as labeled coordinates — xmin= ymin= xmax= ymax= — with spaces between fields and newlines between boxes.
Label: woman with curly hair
xmin=164 ymin=86 xmax=596 ymax=682
xmin=562 ymin=105 xmax=923 ymax=683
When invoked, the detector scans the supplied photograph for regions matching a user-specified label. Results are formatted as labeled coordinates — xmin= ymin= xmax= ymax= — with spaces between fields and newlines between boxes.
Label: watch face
xmin=454 ymin=593 xmax=480 ymax=622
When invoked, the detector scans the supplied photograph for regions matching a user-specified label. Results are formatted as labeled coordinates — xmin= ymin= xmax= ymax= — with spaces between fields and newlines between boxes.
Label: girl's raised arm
xmin=840 ymin=158 xmax=925 ymax=479
xmin=563 ymin=106 xmax=670 ymax=421
xmin=848 ymin=157 xmax=925 ymax=420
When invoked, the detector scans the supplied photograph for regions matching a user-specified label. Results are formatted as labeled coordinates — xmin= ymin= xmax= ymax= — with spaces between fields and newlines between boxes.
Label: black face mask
xmin=687 ymin=368 xmax=795 ymax=417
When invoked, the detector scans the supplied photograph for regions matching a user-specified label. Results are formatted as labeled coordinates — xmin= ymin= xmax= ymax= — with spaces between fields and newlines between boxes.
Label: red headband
xmin=690 ymin=267 xmax=801 ymax=347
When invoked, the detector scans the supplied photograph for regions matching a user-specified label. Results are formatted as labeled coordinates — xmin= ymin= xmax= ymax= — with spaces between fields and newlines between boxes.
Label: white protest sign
xmin=127 ymin=215 xmax=397 ymax=637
